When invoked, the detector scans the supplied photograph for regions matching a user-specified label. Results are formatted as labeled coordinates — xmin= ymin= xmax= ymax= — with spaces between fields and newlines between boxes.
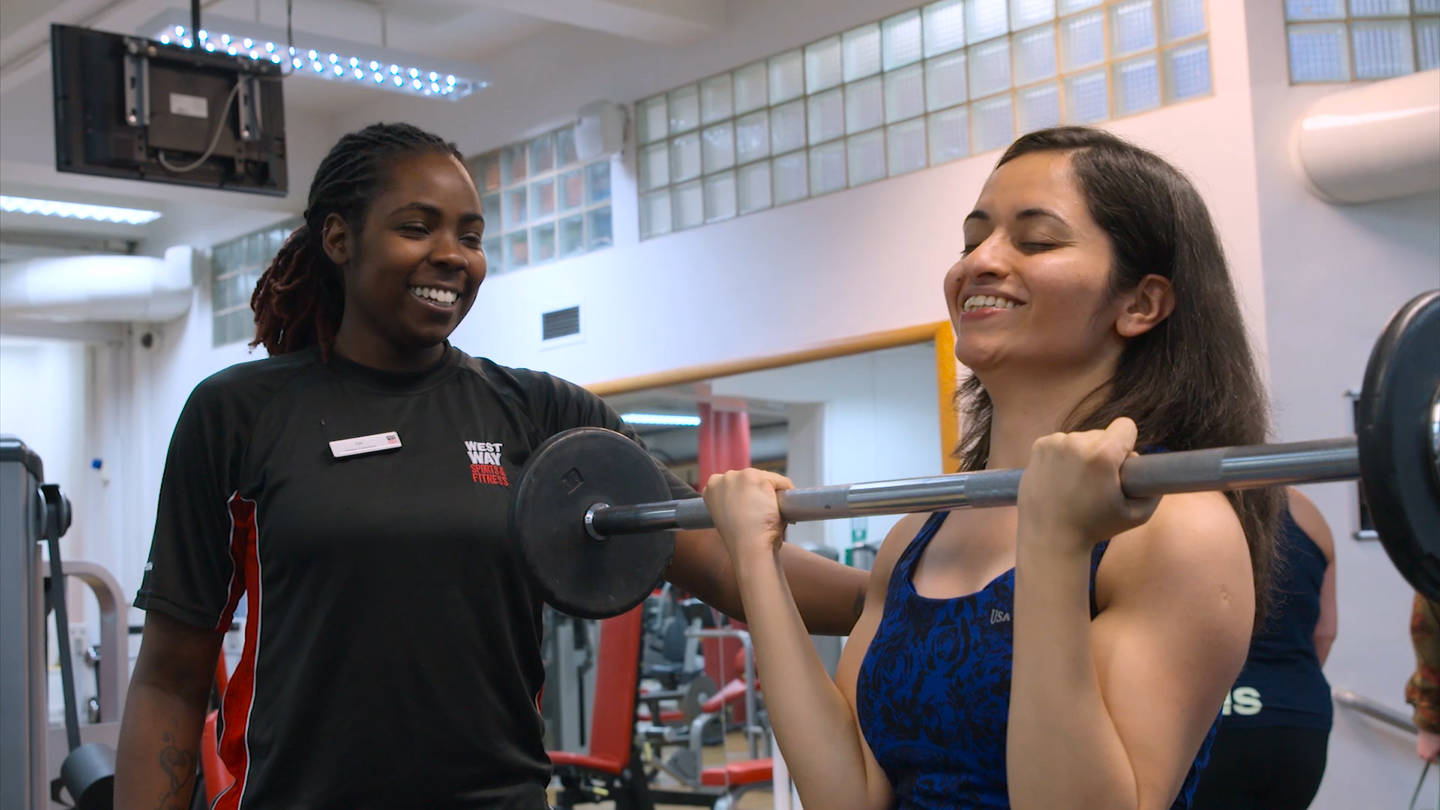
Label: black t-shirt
xmin=135 ymin=345 xmax=691 ymax=809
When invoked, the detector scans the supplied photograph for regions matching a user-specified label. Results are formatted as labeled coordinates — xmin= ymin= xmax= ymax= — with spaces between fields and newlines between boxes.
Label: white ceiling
xmin=0 ymin=0 xmax=727 ymax=250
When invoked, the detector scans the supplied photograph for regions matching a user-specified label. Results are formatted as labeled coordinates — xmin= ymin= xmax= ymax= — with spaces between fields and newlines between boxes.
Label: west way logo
xmin=465 ymin=441 xmax=509 ymax=486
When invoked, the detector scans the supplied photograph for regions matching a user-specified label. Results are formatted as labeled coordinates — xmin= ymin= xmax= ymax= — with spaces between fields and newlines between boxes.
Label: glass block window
xmin=635 ymin=0 xmax=1212 ymax=239
xmin=1285 ymin=2 xmax=1440 ymax=82
xmin=210 ymin=219 xmax=298 ymax=347
xmin=465 ymin=124 xmax=613 ymax=273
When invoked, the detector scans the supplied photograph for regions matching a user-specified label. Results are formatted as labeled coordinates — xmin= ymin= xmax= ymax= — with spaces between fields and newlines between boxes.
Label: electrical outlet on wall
xmin=57 ymin=623 xmax=93 ymax=671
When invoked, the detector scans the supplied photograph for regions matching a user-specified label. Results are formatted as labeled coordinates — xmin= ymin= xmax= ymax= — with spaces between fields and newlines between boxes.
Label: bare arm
xmin=115 ymin=611 xmax=225 ymax=810
xmin=702 ymin=470 xmax=903 ymax=810
xmin=1007 ymin=422 xmax=1252 ymax=810
xmin=1313 ymin=562 xmax=1337 ymax=665
xmin=669 ymin=527 xmax=868 ymax=635
xmin=1285 ymin=488 xmax=1337 ymax=664
xmin=1008 ymin=493 xmax=1253 ymax=810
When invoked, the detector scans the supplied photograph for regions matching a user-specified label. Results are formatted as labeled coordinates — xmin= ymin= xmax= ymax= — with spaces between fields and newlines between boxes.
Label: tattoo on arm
xmin=156 ymin=731 xmax=197 ymax=810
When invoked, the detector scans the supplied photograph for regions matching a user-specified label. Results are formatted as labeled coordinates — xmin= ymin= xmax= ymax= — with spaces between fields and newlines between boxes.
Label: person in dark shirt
xmin=1191 ymin=487 xmax=1337 ymax=810
xmin=701 ymin=126 xmax=1279 ymax=810
xmin=113 ymin=122 xmax=866 ymax=810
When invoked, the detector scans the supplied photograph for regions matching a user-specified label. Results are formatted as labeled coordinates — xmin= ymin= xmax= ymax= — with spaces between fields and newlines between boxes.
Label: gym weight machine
xmin=1 ymin=438 xmax=125 ymax=810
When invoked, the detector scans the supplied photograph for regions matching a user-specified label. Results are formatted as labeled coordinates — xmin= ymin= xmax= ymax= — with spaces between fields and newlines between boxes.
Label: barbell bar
xmin=584 ymin=437 xmax=1363 ymax=536
xmin=512 ymin=290 xmax=1440 ymax=619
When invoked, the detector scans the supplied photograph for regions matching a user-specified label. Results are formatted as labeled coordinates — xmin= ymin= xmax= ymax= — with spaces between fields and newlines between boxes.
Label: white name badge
xmin=329 ymin=431 xmax=402 ymax=458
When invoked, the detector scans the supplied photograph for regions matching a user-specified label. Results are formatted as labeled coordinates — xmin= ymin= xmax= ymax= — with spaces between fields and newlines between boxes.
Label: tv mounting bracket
xmin=121 ymin=36 xmax=263 ymax=143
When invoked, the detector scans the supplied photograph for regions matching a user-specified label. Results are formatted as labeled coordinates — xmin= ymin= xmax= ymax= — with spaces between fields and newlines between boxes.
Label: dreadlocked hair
xmin=250 ymin=122 xmax=463 ymax=357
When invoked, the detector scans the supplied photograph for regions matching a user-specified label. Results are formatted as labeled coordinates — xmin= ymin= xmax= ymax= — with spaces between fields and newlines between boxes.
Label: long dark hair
xmin=954 ymin=126 xmax=1279 ymax=624
xmin=250 ymin=122 xmax=463 ymax=357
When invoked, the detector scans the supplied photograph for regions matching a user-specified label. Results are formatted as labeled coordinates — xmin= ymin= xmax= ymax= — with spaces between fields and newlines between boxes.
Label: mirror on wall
xmin=596 ymin=325 xmax=959 ymax=558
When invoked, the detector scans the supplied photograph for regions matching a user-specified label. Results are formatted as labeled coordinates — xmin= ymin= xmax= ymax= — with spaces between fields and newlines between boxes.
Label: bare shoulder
xmin=1285 ymin=487 xmax=1335 ymax=562
xmin=870 ymin=512 xmax=929 ymax=586
xmin=1097 ymin=491 xmax=1252 ymax=620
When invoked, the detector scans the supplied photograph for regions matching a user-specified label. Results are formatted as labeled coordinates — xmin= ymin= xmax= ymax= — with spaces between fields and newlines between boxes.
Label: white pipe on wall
xmin=0 ymin=246 xmax=193 ymax=323
xmin=1294 ymin=69 xmax=1440 ymax=205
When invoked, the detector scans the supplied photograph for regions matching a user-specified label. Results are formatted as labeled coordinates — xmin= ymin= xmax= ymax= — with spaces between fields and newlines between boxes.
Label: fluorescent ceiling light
xmin=141 ymin=11 xmax=490 ymax=101
xmin=620 ymin=413 xmax=703 ymax=427
xmin=0 ymin=195 xmax=162 ymax=225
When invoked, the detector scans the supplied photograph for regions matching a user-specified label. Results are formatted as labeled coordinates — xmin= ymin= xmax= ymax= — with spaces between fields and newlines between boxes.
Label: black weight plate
xmin=1357 ymin=289 xmax=1440 ymax=600
xmin=511 ymin=427 xmax=675 ymax=618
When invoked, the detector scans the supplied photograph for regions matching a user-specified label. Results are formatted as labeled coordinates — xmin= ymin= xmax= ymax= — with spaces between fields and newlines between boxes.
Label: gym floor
xmin=657 ymin=792 xmax=773 ymax=810
xmin=551 ymin=731 xmax=775 ymax=809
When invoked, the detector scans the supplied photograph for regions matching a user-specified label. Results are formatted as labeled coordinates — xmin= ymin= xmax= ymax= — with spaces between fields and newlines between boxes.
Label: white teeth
xmin=962 ymin=295 xmax=1021 ymax=312
xmin=410 ymin=286 xmax=458 ymax=305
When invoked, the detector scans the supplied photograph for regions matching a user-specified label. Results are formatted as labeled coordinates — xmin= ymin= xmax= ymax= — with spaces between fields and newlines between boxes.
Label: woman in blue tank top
xmin=1191 ymin=488 xmax=1337 ymax=809
xmin=702 ymin=127 xmax=1279 ymax=810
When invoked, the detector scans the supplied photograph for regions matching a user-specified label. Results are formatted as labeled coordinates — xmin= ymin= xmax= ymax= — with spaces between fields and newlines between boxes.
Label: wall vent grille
xmin=542 ymin=306 xmax=581 ymax=340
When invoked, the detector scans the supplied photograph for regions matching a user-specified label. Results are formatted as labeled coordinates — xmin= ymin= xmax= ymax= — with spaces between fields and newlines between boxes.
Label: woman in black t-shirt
xmin=114 ymin=122 xmax=866 ymax=810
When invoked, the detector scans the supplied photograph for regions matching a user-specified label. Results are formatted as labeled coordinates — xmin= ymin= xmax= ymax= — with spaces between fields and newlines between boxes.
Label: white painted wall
xmin=0 ymin=336 xmax=98 ymax=715
xmin=1243 ymin=6 xmax=1440 ymax=808
xmin=0 ymin=334 xmax=107 ymax=599
xmin=0 ymin=338 xmax=87 ymax=504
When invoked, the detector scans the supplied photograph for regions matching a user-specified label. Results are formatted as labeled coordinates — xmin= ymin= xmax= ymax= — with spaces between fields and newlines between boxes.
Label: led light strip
xmin=620 ymin=413 xmax=704 ymax=427
xmin=141 ymin=12 xmax=489 ymax=101
xmin=0 ymin=195 xmax=162 ymax=225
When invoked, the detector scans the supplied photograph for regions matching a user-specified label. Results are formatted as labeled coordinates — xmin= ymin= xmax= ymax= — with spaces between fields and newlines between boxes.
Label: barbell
xmin=511 ymin=290 xmax=1440 ymax=619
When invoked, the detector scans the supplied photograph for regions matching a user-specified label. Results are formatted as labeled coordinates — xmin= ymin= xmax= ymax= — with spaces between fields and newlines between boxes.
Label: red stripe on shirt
xmin=216 ymin=495 xmax=250 ymax=633
xmin=214 ymin=494 xmax=260 ymax=810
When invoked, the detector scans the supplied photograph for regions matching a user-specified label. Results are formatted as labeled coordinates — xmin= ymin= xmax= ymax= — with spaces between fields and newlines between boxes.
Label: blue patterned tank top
xmin=855 ymin=511 xmax=1218 ymax=809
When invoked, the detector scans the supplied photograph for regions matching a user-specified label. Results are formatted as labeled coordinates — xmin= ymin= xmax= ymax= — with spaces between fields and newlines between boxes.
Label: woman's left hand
xmin=1017 ymin=417 xmax=1161 ymax=552
xmin=703 ymin=469 xmax=795 ymax=566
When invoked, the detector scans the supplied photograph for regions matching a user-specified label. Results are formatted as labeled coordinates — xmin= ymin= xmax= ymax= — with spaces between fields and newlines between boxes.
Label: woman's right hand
xmin=702 ymin=468 xmax=794 ymax=568
xmin=1017 ymin=417 xmax=1160 ymax=552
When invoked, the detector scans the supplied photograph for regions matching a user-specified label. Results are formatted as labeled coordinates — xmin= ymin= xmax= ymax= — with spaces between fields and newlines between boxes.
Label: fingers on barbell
xmin=706 ymin=468 xmax=794 ymax=491
xmin=1031 ymin=421 xmax=1137 ymax=468
xmin=1105 ymin=417 xmax=1139 ymax=450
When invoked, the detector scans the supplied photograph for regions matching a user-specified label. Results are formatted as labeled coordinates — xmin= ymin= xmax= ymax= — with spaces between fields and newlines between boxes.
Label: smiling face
xmin=325 ymin=151 xmax=487 ymax=370
xmin=944 ymin=150 xmax=1131 ymax=377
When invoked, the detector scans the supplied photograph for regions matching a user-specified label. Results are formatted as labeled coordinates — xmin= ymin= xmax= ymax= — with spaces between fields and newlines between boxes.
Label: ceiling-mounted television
xmin=51 ymin=23 xmax=287 ymax=196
